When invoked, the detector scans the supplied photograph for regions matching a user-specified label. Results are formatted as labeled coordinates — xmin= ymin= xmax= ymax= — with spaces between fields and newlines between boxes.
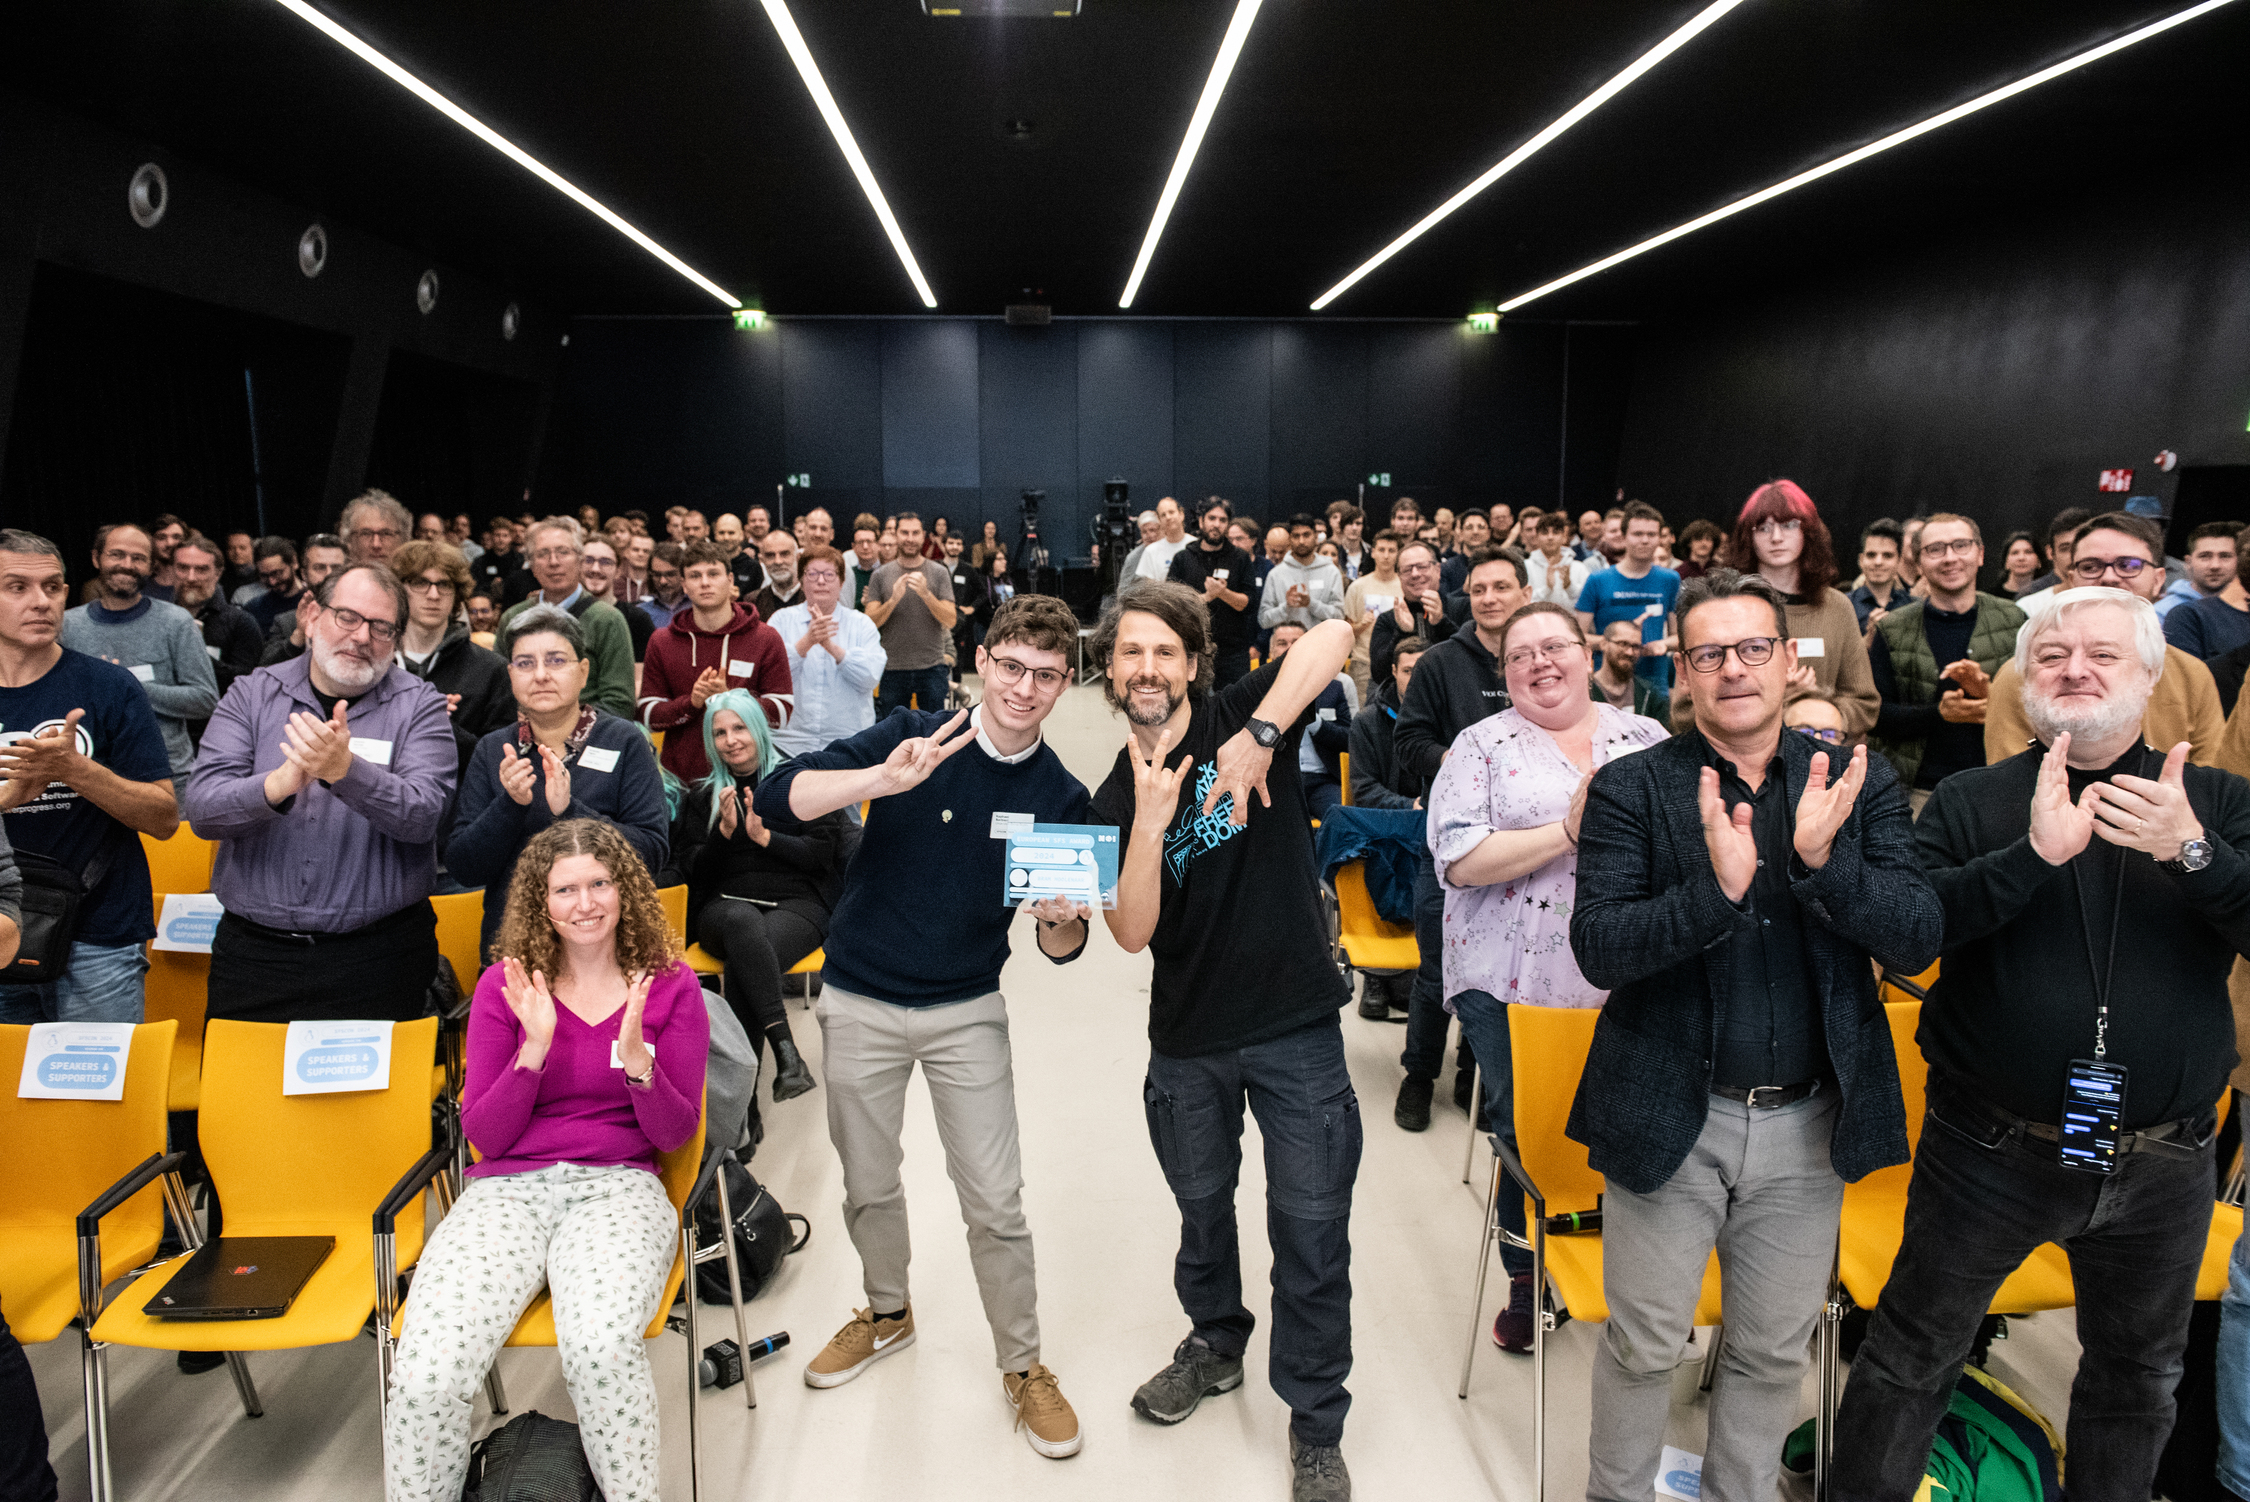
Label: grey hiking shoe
xmin=1130 ymin=1336 xmax=1244 ymax=1425
xmin=1290 ymin=1434 xmax=1351 ymax=1502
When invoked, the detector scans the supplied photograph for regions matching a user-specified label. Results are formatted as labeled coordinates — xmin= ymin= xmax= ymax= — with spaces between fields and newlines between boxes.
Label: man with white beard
xmin=183 ymin=564 xmax=459 ymax=1024
xmin=1831 ymin=586 xmax=2250 ymax=1499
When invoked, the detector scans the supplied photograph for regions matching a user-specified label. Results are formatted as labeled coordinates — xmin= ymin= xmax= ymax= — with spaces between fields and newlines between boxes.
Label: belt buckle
xmin=1744 ymin=1085 xmax=1781 ymax=1110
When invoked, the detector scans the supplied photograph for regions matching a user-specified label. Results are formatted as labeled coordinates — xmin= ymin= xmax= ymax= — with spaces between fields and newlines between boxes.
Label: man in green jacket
xmin=1867 ymin=513 xmax=2025 ymax=813
xmin=495 ymin=517 xmax=636 ymax=719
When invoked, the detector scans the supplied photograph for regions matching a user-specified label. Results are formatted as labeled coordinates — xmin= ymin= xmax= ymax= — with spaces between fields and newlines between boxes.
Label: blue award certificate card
xmin=1002 ymin=824 xmax=1121 ymax=909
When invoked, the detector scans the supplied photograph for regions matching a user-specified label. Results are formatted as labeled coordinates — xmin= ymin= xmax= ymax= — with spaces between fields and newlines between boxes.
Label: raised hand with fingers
xmin=2028 ymin=732 xmax=2100 ymax=866
xmin=1130 ymin=728 xmax=1192 ymax=840
xmin=539 ymin=743 xmax=573 ymax=816
xmin=875 ymin=707 xmax=976 ymax=796
xmin=500 ymin=956 xmax=557 ymax=1069
xmin=716 ymin=784 xmax=741 ymax=838
xmin=2092 ymin=740 xmax=2202 ymax=859
xmin=690 ymin=667 xmax=727 ymax=708
xmin=1793 ymin=744 xmax=1869 ymax=870
xmin=283 ymin=699 xmax=355 ymax=785
xmin=1027 ymin=894 xmax=1092 ymax=929
xmin=0 ymin=707 xmax=86 ymax=810
xmin=1204 ymin=727 xmax=1273 ymax=828
xmin=497 ymin=743 xmax=538 ymax=806
xmin=1698 ymin=765 xmax=1759 ymax=902
xmin=616 ymin=971 xmax=655 ymax=1082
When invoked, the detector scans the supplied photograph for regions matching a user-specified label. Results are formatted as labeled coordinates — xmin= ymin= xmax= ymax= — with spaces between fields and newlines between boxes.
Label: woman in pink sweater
xmin=383 ymin=819 xmax=707 ymax=1502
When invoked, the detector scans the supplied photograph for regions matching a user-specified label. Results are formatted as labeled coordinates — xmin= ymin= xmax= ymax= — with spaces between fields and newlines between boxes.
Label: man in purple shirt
xmin=184 ymin=564 xmax=458 ymax=1023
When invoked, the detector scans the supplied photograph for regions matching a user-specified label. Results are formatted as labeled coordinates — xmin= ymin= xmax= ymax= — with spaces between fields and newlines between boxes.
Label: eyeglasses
xmin=321 ymin=605 xmax=401 ymax=644
xmin=1683 ymin=636 xmax=1781 ymax=673
xmin=1790 ymin=725 xmax=1846 ymax=745
xmin=1502 ymin=637 xmax=1585 ymax=671
xmin=1751 ymin=518 xmax=1803 ymax=539
xmin=349 ymin=526 xmax=403 ymax=541
xmin=985 ymin=655 xmax=1068 ymax=692
xmin=1917 ymin=538 xmax=1979 ymax=559
xmin=531 ymin=547 xmax=581 ymax=564
xmin=801 ymin=568 xmax=840 ymax=583
xmin=404 ymin=577 xmax=453 ymax=596
xmin=509 ymin=652 xmax=582 ymax=675
xmin=2069 ymin=556 xmax=2154 ymax=581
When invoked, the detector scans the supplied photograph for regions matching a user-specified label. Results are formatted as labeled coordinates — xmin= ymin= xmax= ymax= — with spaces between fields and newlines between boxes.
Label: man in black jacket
xmin=1832 ymin=588 xmax=2250 ymax=1500
xmin=1347 ymin=635 xmax=1424 ymax=1022
xmin=1568 ymin=569 xmax=1939 ymax=1502
xmin=1390 ymin=548 xmax=1526 ymax=1129
xmin=1370 ymin=541 xmax=1466 ymax=690
xmin=169 ymin=535 xmax=262 ymax=745
xmin=1168 ymin=498 xmax=1256 ymax=688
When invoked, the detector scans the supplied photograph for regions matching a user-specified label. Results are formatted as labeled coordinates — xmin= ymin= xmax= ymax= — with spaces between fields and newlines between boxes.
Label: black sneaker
xmin=771 ymin=1038 xmax=817 ymax=1102
xmin=1129 ymin=1336 xmax=1243 ymax=1425
xmin=1356 ymin=993 xmax=1391 ymax=1021
xmin=1394 ymin=1076 xmax=1433 ymax=1132
xmin=1290 ymin=1434 xmax=1352 ymax=1502
xmin=1491 ymin=1271 xmax=1537 ymax=1353
xmin=177 ymin=1350 xmax=226 ymax=1375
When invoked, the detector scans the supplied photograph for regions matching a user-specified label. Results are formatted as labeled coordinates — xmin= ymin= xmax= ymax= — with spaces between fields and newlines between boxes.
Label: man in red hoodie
xmin=639 ymin=539 xmax=792 ymax=781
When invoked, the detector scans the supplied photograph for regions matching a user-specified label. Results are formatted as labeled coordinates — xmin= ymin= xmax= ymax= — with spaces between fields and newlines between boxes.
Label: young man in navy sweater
xmin=753 ymin=593 xmax=1094 ymax=1459
xmin=1091 ymin=582 xmax=1361 ymax=1502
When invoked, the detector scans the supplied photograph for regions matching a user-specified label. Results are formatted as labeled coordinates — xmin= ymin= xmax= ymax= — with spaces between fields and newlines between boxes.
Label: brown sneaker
xmin=1003 ymin=1363 xmax=1083 ymax=1458
xmin=802 ymin=1306 xmax=915 ymax=1389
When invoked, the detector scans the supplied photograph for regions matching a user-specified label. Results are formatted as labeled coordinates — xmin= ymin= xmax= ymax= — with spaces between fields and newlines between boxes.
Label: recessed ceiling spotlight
xmin=1119 ymin=0 xmax=1264 ymax=309
xmin=265 ymin=0 xmax=741 ymax=308
xmin=1497 ymin=0 xmax=2240 ymax=313
xmin=1309 ymin=0 xmax=1743 ymax=311
xmin=416 ymin=270 xmax=440 ymax=314
xmin=128 ymin=162 xmax=169 ymax=228
xmin=758 ymin=0 xmax=938 ymax=308
xmin=298 ymin=224 xmax=328 ymax=278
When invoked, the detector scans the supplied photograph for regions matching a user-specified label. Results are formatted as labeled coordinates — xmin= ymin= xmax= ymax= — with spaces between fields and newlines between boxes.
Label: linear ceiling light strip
xmin=1308 ymin=0 xmax=1745 ymax=312
xmin=269 ymin=0 xmax=741 ymax=308
xmin=1498 ymin=0 xmax=2240 ymax=312
xmin=758 ymin=0 xmax=938 ymax=308
xmin=1118 ymin=0 xmax=1265 ymax=309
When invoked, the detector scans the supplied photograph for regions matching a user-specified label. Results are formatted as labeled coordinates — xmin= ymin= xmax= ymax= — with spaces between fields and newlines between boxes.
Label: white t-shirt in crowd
xmin=1138 ymin=536 xmax=1190 ymax=580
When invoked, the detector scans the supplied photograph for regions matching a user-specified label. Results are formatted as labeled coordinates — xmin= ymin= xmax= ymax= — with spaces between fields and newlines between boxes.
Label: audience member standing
xmin=578 ymin=536 xmax=653 ymax=664
xmin=340 ymin=489 xmax=411 ymax=567
xmin=1167 ymin=498 xmax=1256 ymax=690
xmin=1260 ymin=515 xmax=1347 ymax=636
xmin=470 ymin=516 xmax=524 ymax=598
xmin=768 ymin=546 xmax=885 ymax=760
xmin=1426 ymin=602 xmax=1667 ymax=1352
xmin=638 ymin=542 xmax=690 ymax=632
xmin=1711 ymin=481 xmax=1880 ymax=737
xmin=1985 ymin=512 xmax=2226 ymax=765
xmin=241 ymin=537 xmax=303 ymax=635
xmin=142 ymin=514 xmax=186 ymax=601
xmin=1118 ymin=511 xmax=1161 ymax=584
xmin=1263 ymin=623 xmax=1355 ymax=817
xmin=1833 ymin=587 xmax=2250 ymax=1500
xmin=864 ymin=513 xmax=957 ymax=720
xmin=221 ymin=530 xmax=261 ymax=602
xmin=1575 ymin=502 xmax=1681 ymax=702
xmin=1391 ymin=549 xmax=1530 ymax=1129
xmin=2164 ymin=523 xmax=2250 ymax=660
xmin=943 ymin=535 xmax=985 ymax=685
xmin=755 ymin=594 xmax=1091 ymax=1460
xmin=1588 ymin=619 xmax=1673 ymax=725
xmin=716 ymin=512 xmax=765 ymax=601
xmin=639 ymin=539 xmax=792 ymax=784
xmin=445 ymin=606 xmax=668 ymax=959
xmin=1340 ymin=530 xmax=1404 ymax=703
xmin=1569 ymin=569 xmax=1938 ymax=1502
xmin=1866 ymin=513 xmax=2025 ymax=815
xmin=495 ymin=518 xmax=637 ymax=719
xmin=1371 ymin=540 xmax=1464 ymax=689
xmin=0 ymin=530 xmax=179 ymax=1025
xmin=1439 ymin=510 xmax=1492 ymax=596
xmin=1136 ymin=497 xmax=1192 ymax=582
xmin=1849 ymin=520 xmax=1909 ymax=630
xmin=753 ymin=528 xmax=803 ymax=625
xmin=1525 ymin=513 xmax=1591 ymax=608
xmin=61 ymin=523 xmax=216 ymax=781
xmin=390 ymin=540 xmax=513 ymax=777
xmin=262 ymin=533 xmax=348 ymax=661
xmin=166 ymin=533 xmax=262 ymax=741
xmin=184 ymin=564 xmax=457 ymax=1023
xmin=1092 ymin=589 xmax=1362 ymax=1501
xmin=1348 ymin=636 xmax=1424 ymax=815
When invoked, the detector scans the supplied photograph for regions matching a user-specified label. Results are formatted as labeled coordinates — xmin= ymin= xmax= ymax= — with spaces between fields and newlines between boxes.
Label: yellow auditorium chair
xmin=84 ymin=1016 xmax=444 ymax=1499
xmin=140 ymin=826 xmax=216 ymax=896
xmin=1461 ymin=1004 xmax=1724 ymax=1499
xmin=382 ymin=1099 xmax=756 ymax=1502
xmin=1328 ymin=859 xmax=1416 ymax=986
xmin=429 ymin=888 xmax=487 ymax=998
xmin=140 ymin=950 xmax=208 ymax=1112
xmin=0 ymin=1021 xmax=180 ymax=1499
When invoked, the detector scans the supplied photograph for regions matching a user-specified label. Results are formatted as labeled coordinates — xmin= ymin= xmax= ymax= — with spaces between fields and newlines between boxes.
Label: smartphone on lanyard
xmin=2058 ymin=1058 xmax=2127 ymax=1174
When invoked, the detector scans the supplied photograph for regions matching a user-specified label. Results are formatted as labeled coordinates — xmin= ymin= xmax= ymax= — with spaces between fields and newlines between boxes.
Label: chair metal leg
xmin=483 ymin=1364 xmax=509 ymax=1416
xmin=82 ymin=1333 xmax=114 ymax=1502
xmin=682 ymin=1223 xmax=703 ymax=1502
xmin=712 ymin=1159 xmax=758 ymax=1410
xmin=1815 ymin=1278 xmax=1844 ymax=1501
xmin=224 ymin=1351 xmax=263 ymax=1417
xmin=1698 ymin=1320 xmax=1723 ymax=1393
xmin=1462 ymin=1065 xmax=1483 ymax=1185
xmin=1458 ymin=1150 xmax=1503 ymax=1397
xmin=1531 ymin=1221 xmax=1549 ymax=1502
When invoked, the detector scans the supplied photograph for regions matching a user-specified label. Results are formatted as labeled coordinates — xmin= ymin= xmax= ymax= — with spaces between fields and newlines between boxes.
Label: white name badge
xmin=610 ymin=1040 xmax=655 ymax=1069
xmin=1317 ymin=707 xmax=1336 ymax=722
xmin=1364 ymin=595 xmax=1394 ymax=614
xmin=1211 ymin=569 xmax=1230 ymax=581
xmin=990 ymin=811 xmax=1034 ymax=839
xmin=728 ymin=659 xmax=758 ymax=679
xmin=206 ymin=645 xmax=223 ymax=660
xmin=1792 ymin=637 xmax=1826 ymax=659
xmin=153 ymin=893 xmax=225 ymax=953
xmin=347 ymin=737 xmax=395 ymax=765
xmin=17 ymin=1022 xmax=135 ymax=1101
xmin=130 ymin=663 xmax=155 ymax=683
xmin=578 ymin=746 xmax=620 ymax=774
xmin=282 ymin=1020 xmax=395 ymax=1095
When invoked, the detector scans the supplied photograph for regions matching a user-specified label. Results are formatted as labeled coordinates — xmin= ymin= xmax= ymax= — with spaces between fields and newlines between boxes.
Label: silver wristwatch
xmin=2163 ymin=836 xmax=2215 ymax=874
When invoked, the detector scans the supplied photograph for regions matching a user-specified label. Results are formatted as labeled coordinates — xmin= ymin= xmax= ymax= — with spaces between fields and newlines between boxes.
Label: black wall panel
xmin=880 ymin=321 xmax=978 ymax=490
xmin=780 ymin=322 xmax=882 ymax=514
xmin=1269 ymin=324 xmax=1369 ymax=515
xmin=979 ymin=322 xmax=1078 ymax=546
xmin=1075 ymin=322 xmax=1173 ymax=525
xmin=1171 ymin=324 xmax=1272 ymax=513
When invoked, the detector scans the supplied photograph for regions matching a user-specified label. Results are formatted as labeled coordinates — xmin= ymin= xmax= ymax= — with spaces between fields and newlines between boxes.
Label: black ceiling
xmin=11 ymin=0 xmax=2248 ymax=319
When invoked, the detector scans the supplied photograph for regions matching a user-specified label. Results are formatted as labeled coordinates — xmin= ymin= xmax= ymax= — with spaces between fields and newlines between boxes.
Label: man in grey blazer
xmin=1567 ymin=569 xmax=1941 ymax=1501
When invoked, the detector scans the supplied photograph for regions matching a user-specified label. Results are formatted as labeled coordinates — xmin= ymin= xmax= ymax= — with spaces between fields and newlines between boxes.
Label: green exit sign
xmin=1367 ymin=472 xmax=1392 ymax=488
xmin=784 ymin=473 xmax=811 ymax=488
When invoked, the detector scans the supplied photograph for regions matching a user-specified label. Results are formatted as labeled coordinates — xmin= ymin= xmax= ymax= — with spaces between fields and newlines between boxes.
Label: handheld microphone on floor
xmin=698 ymin=1332 xmax=791 ymax=1388
xmin=744 ymin=1332 xmax=790 ymax=1361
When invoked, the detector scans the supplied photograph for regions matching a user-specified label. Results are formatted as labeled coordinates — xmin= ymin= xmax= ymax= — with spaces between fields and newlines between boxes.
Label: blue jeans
xmin=1451 ymin=990 xmax=1529 ymax=1276
xmin=1401 ymin=854 xmax=1475 ymax=1083
xmin=2217 ymin=1216 xmax=2250 ymax=1493
xmin=1302 ymin=774 xmax=1341 ymax=819
xmin=1831 ymin=1079 xmax=2216 ymax=1501
xmin=0 ymin=940 xmax=148 ymax=1023
xmin=877 ymin=665 xmax=950 ymax=721
xmin=1143 ymin=1016 xmax=1361 ymax=1446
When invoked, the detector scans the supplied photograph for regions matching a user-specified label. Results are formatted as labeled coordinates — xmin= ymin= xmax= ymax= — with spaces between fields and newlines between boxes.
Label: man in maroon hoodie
xmin=638 ymin=539 xmax=792 ymax=781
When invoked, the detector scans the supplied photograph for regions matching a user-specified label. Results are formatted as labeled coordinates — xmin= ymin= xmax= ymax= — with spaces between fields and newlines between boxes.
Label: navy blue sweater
xmin=444 ymin=711 xmax=671 ymax=954
xmin=755 ymin=709 xmax=1094 ymax=1005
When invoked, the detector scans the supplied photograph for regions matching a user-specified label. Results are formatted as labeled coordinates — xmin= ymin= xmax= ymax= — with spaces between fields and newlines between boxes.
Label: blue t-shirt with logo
xmin=1577 ymin=565 xmax=1682 ymax=690
xmin=0 ymin=649 xmax=172 ymax=946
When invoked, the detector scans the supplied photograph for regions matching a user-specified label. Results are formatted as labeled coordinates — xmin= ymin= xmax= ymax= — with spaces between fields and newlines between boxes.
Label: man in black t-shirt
xmin=1089 ymin=581 xmax=1358 ymax=1501
xmin=1166 ymin=498 xmax=1256 ymax=689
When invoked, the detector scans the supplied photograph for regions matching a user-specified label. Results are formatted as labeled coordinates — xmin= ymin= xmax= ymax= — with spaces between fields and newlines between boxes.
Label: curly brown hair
xmin=492 ymin=819 xmax=682 ymax=979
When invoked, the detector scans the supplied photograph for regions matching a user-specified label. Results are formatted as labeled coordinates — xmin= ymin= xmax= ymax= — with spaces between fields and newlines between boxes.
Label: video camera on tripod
xmin=1092 ymin=478 xmax=1133 ymax=598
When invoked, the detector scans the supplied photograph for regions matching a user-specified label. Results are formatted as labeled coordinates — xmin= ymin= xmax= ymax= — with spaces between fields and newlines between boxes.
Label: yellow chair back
xmin=142 ymin=828 xmax=217 ymax=897
xmin=1339 ymin=751 xmax=1352 ymax=807
xmin=430 ymin=889 xmax=488 ymax=995
xmin=1507 ymin=1005 xmax=1605 ymax=1215
xmin=142 ymin=950 xmax=210 ymax=1112
xmin=0 ymin=1021 xmax=177 ymax=1341
xmin=659 ymin=883 xmax=689 ymax=948
xmin=1333 ymin=860 xmax=1417 ymax=972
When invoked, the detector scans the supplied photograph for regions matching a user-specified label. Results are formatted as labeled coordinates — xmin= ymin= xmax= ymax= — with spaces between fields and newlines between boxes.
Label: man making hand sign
xmin=1089 ymin=583 xmax=1361 ymax=1502
xmin=1567 ymin=568 xmax=1939 ymax=1502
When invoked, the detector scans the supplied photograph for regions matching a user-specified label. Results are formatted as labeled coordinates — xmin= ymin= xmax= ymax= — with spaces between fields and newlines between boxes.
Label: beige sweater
xmin=1982 ymin=645 xmax=2226 ymax=767
xmin=1669 ymin=587 xmax=1879 ymax=736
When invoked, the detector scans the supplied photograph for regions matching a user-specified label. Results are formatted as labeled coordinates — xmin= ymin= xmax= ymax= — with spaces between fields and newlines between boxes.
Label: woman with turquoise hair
xmin=663 ymin=689 xmax=851 ymax=1101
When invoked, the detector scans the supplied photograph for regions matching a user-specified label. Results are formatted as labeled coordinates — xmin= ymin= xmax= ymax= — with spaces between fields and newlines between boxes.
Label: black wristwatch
xmin=1246 ymin=716 xmax=1282 ymax=749
xmin=2164 ymin=836 xmax=2215 ymax=874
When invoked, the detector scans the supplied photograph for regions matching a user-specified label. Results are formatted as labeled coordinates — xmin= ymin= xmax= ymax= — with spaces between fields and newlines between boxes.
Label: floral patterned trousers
xmin=383 ymin=1162 xmax=677 ymax=1502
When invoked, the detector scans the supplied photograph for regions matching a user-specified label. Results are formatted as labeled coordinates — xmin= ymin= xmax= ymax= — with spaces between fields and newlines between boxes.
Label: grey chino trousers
xmin=1588 ymin=1088 xmax=1844 ymax=1502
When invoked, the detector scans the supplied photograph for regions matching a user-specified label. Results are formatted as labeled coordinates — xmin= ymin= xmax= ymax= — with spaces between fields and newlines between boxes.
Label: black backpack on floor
xmin=692 ymin=1152 xmax=810 ymax=1303
xmin=461 ymin=1410 xmax=600 ymax=1502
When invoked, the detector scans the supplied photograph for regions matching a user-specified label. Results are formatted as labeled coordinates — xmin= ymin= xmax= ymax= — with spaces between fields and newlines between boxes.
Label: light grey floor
xmin=27 ymin=678 xmax=2091 ymax=1501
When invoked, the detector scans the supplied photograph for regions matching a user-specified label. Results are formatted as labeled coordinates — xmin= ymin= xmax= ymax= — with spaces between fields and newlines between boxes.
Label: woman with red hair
xmin=1706 ymin=479 xmax=1880 ymax=735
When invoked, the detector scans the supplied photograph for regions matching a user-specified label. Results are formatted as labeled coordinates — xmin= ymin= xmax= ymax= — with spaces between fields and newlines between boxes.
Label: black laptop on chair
xmin=145 ymin=1237 xmax=333 ymax=1320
